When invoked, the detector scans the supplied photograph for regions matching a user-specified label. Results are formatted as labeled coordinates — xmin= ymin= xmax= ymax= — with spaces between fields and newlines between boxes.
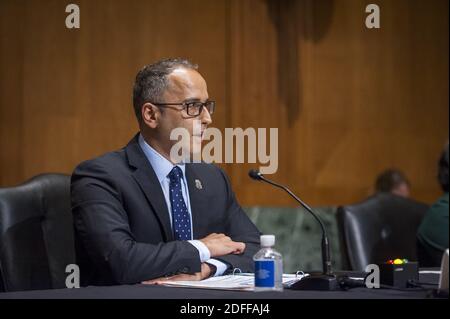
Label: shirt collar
xmin=138 ymin=134 xmax=186 ymax=183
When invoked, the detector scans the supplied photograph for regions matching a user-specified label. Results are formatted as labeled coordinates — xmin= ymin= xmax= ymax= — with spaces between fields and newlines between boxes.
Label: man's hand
xmin=199 ymin=233 xmax=246 ymax=257
xmin=141 ymin=263 xmax=213 ymax=285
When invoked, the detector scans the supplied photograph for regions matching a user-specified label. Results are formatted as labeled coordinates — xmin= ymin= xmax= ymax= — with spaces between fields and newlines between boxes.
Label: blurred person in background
xmin=375 ymin=168 xmax=411 ymax=198
xmin=417 ymin=142 xmax=449 ymax=267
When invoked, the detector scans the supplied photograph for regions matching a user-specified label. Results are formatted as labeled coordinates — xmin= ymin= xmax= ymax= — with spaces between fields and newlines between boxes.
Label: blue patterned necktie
xmin=168 ymin=166 xmax=192 ymax=240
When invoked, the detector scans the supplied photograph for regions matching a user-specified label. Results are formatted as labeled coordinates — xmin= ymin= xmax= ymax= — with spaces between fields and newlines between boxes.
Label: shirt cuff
xmin=205 ymin=259 xmax=229 ymax=276
xmin=188 ymin=240 xmax=211 ymax=262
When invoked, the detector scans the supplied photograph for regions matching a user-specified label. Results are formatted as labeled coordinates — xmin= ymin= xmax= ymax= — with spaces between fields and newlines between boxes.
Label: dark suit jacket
xmin=71 ymin=134 xmax=261 ymax=286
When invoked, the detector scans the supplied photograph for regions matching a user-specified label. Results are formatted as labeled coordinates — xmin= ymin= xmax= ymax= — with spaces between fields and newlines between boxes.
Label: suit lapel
xmin=185 ymin=164 xmax=206 ymax=239
xmin=126 ymin=135 xmax=173 ymax=241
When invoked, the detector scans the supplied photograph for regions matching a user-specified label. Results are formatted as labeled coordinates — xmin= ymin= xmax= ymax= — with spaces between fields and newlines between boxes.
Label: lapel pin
xmin=195 ymin=179 xmax=203 ymax=190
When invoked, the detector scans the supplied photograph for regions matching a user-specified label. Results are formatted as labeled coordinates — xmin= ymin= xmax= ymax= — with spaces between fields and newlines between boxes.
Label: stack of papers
xmin=158 ymin=273 xmax=309 ymax=291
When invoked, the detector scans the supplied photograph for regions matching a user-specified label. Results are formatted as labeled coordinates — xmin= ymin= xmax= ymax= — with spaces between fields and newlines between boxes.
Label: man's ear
xmin=141 ymin=102 xmax=160 ymax=129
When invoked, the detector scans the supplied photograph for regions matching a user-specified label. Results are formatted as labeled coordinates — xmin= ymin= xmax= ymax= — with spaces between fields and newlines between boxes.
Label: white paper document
xmin=158 ymin=273 xmax=309 ymax=291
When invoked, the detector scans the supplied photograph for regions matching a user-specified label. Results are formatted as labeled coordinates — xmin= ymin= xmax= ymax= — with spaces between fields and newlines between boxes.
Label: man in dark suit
xmin=71 ymin=58 xmax=261 ymax=286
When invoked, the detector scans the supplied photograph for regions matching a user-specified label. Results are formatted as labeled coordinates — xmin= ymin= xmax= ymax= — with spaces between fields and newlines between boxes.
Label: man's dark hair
xmin=375 ymin=169 xmax=410 ymax=193
xmin=438 ymin=142 xmax=449 ymax=192
xmin=132 ymin=58 xmax=198 ymax=123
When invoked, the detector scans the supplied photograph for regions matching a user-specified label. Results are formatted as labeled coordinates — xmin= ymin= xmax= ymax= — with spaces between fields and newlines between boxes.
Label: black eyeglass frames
xmin=152 ymin=100 xmax=215 ymax=117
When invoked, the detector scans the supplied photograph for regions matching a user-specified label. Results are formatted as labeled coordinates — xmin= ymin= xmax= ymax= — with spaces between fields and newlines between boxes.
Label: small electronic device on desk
xmin=379 ymin=258 xmax=418 ymax=288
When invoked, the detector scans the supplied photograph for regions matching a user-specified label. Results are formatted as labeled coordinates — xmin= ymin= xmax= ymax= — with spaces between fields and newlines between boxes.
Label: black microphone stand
xmin=249 ymin=170 xmax=340 ymax=291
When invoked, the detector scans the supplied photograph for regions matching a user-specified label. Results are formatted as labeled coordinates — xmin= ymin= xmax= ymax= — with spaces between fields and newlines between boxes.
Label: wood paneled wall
xmin=1 ymin=0 xmax=448 ymax=206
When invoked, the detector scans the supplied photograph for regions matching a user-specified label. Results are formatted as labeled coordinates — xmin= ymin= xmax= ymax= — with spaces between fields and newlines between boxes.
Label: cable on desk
xmin=337 ymin=276 xmax=430 ymax=292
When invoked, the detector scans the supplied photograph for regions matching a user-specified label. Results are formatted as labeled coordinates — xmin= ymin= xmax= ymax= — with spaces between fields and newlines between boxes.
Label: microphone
xmin=248 ymin=169 xmax=339 ymax=291
xmin=248 ymin=169 xmax=263 ymax=181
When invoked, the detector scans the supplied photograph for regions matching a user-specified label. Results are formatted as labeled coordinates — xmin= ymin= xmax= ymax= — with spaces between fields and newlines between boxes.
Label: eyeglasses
xmin=152 ymin=100 xmax=215 ymax=117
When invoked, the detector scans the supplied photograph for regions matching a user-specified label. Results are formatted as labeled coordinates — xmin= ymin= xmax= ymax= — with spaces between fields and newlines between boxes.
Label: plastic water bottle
xmin=254 ymin=235 xmax=283 ymax=291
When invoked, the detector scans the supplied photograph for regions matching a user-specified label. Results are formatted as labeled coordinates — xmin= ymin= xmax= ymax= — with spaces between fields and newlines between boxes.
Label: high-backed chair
xmin=0 ymin=174 xmax=75 ymax=291
xmin=337 ymin=193 xmax=429 ymax=271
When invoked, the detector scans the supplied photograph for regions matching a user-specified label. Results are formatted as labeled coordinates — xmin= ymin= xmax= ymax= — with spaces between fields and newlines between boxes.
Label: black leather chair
xmin=337 ymin=193 xmax=429 ymax=271
xmin=0 ymin=174 xmax=75 ymax=291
